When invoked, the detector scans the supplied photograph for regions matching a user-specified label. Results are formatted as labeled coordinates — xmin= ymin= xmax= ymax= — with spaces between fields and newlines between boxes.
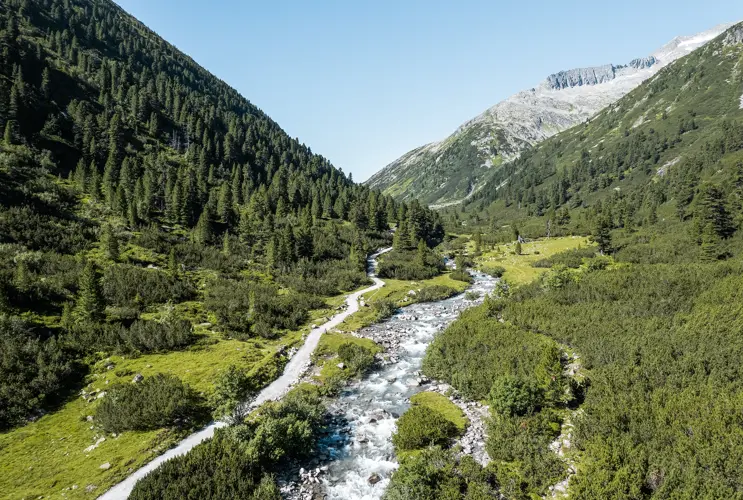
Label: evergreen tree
xmin=701 ymin=222 xmax=721 ymax=261
xmin=75 ymin=260 xmax=105 ymax=323
xmin=102 ymin=224 xmax=119 ymax=261
xmin=4 ymin=120 xmax=16 ymax=145
xmin=194 ymin=207 xmax=214 ymax=245
xmin=416 ymin=239 xmax=427 ymax=267
xmin=696 ymin=184 xmax=734 ymax=240
xmin=168 ymin=248 xmax=179 ymax=276
xmin=13 ymin=260 xmax=30 ymax=293
xmin=592 ymin=215 xmax=613 ymax=255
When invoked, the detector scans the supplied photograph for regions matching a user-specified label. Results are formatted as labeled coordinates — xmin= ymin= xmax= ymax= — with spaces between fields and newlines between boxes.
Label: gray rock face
xmin=628 ymin=56 xmax=657 ymax=69
xmin=724 ymin=23 xmax=743 ymax=46
xmin=545 ymin=64 xmax=616 ymax=90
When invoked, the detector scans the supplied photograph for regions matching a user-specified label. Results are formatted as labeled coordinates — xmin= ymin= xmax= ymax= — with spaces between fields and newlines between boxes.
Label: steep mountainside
xmin=0 ymin=0 xmax=444 ymax=497
xmin=366 ymin=23 xmax=733 ymax=206
xmin=466 ymin=21 xmax=743 ymax=230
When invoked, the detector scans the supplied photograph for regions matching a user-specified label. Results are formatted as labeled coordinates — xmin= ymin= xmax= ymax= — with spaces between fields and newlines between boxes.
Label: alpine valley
xmin=3 ymin=1 xmax=743 ymax=500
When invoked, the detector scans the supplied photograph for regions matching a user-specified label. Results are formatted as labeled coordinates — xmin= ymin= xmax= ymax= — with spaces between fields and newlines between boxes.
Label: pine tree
xmin=473 ymin=232 xmax=482 ymax=253
xmin=75 ymin=261 xmax=105 ymax=323
xmin=194 ymin=207 xmax=214 ymax=245
xmin=222 ymin=231 xmax=231 ymax=256
xmin=4 ymin=120 xmax=16 ymax=145
xmin=41 ymin=67 xmax=50 ymax=99
xmin=13 ymin=260 xmax=30 ymax=293
xmin=701 ymin=222 xmax=720 ymax=262
xmin=696 ymin=184 xmax=734 ymax=240
xmin=416 ymin=239 xmax=427 ymax=267
xmin=168 ymin=248 xmax=179 ymax=276
xmin=515 ymin=241 xmax=523 ymax=256
xmin=592 ymin=215 xmax=612 ymax=255
xmin=102 ymin=224 xmax=119 ymax=261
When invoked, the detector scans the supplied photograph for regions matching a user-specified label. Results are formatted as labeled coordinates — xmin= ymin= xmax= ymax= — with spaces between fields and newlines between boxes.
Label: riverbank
xmin=98 ymin=249 xmax=393 ymax=500
xmin=282 ymin=269 xmax=498 ymax=500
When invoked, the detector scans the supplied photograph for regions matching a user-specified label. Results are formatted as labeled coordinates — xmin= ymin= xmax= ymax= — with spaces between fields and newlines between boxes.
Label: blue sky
xmin=116 ymin=0 xmax=743 ymax=181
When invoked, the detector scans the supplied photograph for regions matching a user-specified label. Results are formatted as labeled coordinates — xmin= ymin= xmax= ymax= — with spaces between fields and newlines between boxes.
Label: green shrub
xmin=102 ymin=264 xmax=194 ymax=308
xmin=130 ymin=386 xmax=324 ymax=499
xmin=372 ymin=299 xmax=398 ymax=321
xmin=205 ymin=280 xmax=325 ymax=338
xmin=532 ymin=247 xmax=596 ymax=269
xmin=481 ymin=265 xmax=506 ymax=278
xmin=337 ymin=342 xmax=376 ymax=375
xmin=423 ymin=309 xmax=560 ymax=400
xmin=95 ymin=374 xmax=207 ymax=433
xmin=384 ymin=447 xmax=498 ymax=500
xmin=464 ymin=291 xmax=481 ymax=301
xmin=415 ymin=285 xmax=458 ymax=302
xmin=450 ymin=269 xmax=472 ymax=283
xmin=377 ymin=249 xmax=444 ymax=280
xmin=392 ymin=406 xmax=457 ymax=452
xmin=486 ymin=410 xmax=565 ymax=493
xmin=586 ymin=255 xmax=610 ymax=271
xmin=489 ymin=375 xmax=543 ymax=417
xmin=0 ymin=315 xmax=76 ymax=430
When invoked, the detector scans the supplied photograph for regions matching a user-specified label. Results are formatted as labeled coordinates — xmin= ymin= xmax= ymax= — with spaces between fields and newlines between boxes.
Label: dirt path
xmin=98 ymin=248 xmax=392 ymax=500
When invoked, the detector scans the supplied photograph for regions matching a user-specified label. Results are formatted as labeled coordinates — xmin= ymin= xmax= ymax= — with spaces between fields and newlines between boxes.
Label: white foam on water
xmin=317 ymin=272 xmax=499 ymax=500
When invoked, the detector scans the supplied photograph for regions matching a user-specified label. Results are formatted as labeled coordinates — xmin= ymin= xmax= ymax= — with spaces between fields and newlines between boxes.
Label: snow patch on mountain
xmin=739 ymin=91 xmax=743 ymax=109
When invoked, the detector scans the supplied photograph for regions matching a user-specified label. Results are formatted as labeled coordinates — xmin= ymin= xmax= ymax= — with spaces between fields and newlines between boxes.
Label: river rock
xmin=368 ymin=473 xmax=382 ymax=485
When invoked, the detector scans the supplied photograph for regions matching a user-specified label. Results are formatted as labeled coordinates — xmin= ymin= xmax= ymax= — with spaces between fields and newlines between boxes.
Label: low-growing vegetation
xmin=96 ymin=374 xmax=208 ymax=433
xmin=130 ymin=386 xmax=324 ymax=499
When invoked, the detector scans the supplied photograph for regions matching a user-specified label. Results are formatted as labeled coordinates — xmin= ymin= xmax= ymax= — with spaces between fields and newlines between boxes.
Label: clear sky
xmin=116 ymin=0 xmax=743 ymax=181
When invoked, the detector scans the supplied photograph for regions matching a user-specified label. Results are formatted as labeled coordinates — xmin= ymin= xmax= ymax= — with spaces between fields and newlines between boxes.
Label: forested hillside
xmin=0 ymin=0 xmax=444 ymax=438
xmin=382 ymin=22 xmax=743 ymax=499
xmin=459 ymin=22 xmax=743 ymax=246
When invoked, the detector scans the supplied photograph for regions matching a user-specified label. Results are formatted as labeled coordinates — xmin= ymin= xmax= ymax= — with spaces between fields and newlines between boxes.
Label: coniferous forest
xmin=0 ymin=0 xmax=443 ymax=461
xmin=3 ymin=0 xmax=743 ymax=499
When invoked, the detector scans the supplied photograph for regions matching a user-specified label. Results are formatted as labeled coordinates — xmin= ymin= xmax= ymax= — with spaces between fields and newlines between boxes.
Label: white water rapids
xmin=291 ymin=270 xmax=497 ymax=500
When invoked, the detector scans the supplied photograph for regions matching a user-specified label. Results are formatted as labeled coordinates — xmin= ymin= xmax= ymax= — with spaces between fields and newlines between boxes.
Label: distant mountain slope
xmin=366 ymin=23 xmax=733 ymax=206
xmin=466 ymin=21 xmax=743 ymax=232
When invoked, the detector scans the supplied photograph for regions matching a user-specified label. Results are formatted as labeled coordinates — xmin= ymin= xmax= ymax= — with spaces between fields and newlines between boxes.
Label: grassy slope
xmin=0 ymin=281 xmax=359 ymax=500
xmin=476 ymin=236 xmax=592 ymax=285
xmin=410 ymin=391 xmax=468 ymax=433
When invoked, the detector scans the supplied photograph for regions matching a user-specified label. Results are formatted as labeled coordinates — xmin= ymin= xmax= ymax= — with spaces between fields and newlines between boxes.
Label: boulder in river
xmin=368 ymin=472 xmax=382 ymax=485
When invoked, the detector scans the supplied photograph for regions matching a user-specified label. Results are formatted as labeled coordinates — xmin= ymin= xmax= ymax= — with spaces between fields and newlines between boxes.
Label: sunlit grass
xmin=476 ymin=236 xmax=592 ymax=286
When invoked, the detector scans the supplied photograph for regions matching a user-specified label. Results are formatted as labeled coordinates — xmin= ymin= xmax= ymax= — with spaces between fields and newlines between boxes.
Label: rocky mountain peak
xmin=545 ymin=64 xmax=617 ymax=90
xmin=628 ymin=56 xmax=657 ymax=69
xmin=723 ymin=22 xmax=743 ymax=46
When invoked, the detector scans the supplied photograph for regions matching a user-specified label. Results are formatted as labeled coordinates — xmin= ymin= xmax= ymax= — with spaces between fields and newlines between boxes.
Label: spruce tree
xmin=416 ymin=239 xmax=427 ymax=268
xmin=592 ymin=216 xmax=612 ymax=255
xmin=75 ymin=261 xmax=105 ymax=323
xmin=701 ymin=222 xmax=721 ymax=262
xmin=194 ymin=207 xmax=214 ymax=245
xmin=102 ymin=224 xmax=119 ymax=261
xmin=4 ymin=120 xmax=16 ymax=145
xmin=168 ymin=248 xmax=179 ymax=276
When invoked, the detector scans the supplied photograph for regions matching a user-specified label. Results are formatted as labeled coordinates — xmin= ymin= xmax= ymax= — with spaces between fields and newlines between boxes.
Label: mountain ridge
xmin=366 ymin=22 xmax=735 ymax=207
